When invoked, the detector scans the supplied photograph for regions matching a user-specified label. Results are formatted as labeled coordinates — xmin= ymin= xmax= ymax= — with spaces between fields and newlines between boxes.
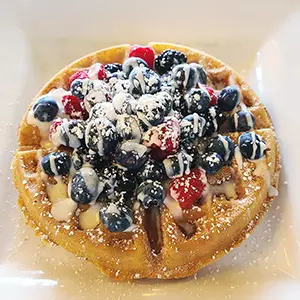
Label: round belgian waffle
xmin=12 ymin=43 xmax=281 ymax=280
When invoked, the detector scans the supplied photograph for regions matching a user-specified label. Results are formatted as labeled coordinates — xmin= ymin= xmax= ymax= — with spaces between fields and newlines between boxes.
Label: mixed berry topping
xmin=33 ymin=46 xmax=267 ymax=233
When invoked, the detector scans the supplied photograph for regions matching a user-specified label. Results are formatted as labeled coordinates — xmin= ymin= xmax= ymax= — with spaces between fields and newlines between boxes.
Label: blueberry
xmin=123 ymin=57 xmax=148 ymax=77
xmin=70 ymin=78 xmax=93 ymax=100
xmin=85 ymin=118 xmax=119 ymax=156
xmin=33 ymin=96 xmax=59 ymax=122
xmin=106 ymin=71 xmax=127 ymax=84
xmin=172 ymin=63 xmax=198 ymax=91
xmin=100 ymin=202 xmax=133 ymax=232
xmin=172 ymin=90 xmax=188 ymax=116
xmin=105 ymin=63 xmax=123 ymax=74
xmin=160 ymin=72 xmax=173 ymax=83
xmin=69 ymin=167 xmax=104 ymax=204
xmin=231 ymin=110 xmax=255 ymax=132
xmin=112 ymin=92 xmax=137 ymax=115
xmin=115 ymin=115 xmax=142 ymax=143
xmin=41 ymin=152 xmax=71 ymax=176
xmin=238 ymin=132 xmax=266 ymax=160
xmin=180 ymin=113 xmax=207 ymax=141
xmin=88 ymin=102 xmax=117 ymax=123
xmin=136 ymin=159 xmax=166 ymax=183
xmin=129 ymin=67 xmax=161 ymax=97
xmin=155 ymin=91 xmax=173 ymax=115
xmin=155 ymin=49 xmax=187 ymax=75
xmin=72 ymin=147 xmax=108 ymax=171
xmin=163 ymin=151 xmax=193 ymax=178
xmin=180 ymin=141 xmax=200 ymax=167
xmin=190 ymin=63 xmax=207 ymax=84
xmin=115 ymin=141 xmax=148 ymax=170
xmin=136 ymin=94 xmax=165 ymax=126
xmin=207 ymin=134 xmax=235 ymax=162
xmin=201 ymin=106 xmax=226 ymax=136
xmin=217 ymin=86 xmax=241 ymax=112
xmin=184 ymin=88 xmax=210 ymax=114
xmin=200 ymin=152 xmax=224 ymax=174
xmin=137 ymin=180 xmax=165 ymax=209
xmin=102 ymin=165 xmax=136 ymax=201
xmin=83 ymin=80 xmax=111 ymax=112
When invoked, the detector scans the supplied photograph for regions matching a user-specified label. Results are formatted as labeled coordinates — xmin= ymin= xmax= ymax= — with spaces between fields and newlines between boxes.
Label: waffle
xmin=12 ymin=43 xmax=281 ymax=280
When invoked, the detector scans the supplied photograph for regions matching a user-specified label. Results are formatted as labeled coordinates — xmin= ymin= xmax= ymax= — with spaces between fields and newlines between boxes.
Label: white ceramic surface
xmin=1 ymin=1 xmax=300 ymax=299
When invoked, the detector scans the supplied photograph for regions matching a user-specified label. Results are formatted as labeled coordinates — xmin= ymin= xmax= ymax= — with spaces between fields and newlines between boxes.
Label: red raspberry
xmin=143 ymin=117 xmax=180 ymax=160
xmin=129 ymin=45 xmax=155 ymax=69
xmin=169 ymin=168 xmax=206 ymax=209
xmin=88 ymin=63 xmax=107 ymax=80
xmin=68 ymin=70 xmax=89 ymax=88
xmin=202 ymin=85 xmax=218 ymax=106
xmin=62 ymin=95 xmax=88 ymax=120
xmin=49 ymin=118 xmax=63 ymax=136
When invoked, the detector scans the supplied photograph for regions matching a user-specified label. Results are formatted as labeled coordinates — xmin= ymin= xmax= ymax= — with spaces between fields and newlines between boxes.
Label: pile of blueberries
xmin=36 ymin=47 xmax=266 ymax=232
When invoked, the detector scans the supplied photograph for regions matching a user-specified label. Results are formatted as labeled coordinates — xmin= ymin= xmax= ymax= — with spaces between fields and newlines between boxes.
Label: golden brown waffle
xmin=12 ymin=43 xmax=281 ymax=280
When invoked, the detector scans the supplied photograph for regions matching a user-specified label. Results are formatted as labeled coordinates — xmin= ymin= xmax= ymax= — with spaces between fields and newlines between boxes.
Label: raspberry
xmin=129 ymin=45 xmax=155 ymax=69
xmin=202 ymin=85 xmax=218 ymax=106
xmin=143 ymin=117 xmax=180 ymax=160
xmin=169 ymin=168 xmax=206 ymax=209
xmin=97 ymin=64 xmax=107 ymax=80
xmin=49 ymin=118 xmax=63 ymax=136
xmin=62 ymin=95 xmax=88 ymax=120
xmin=68 ymin=70 xmax=89 ymax=88
xmin=88 ymin=63 xmax=107 ymax=80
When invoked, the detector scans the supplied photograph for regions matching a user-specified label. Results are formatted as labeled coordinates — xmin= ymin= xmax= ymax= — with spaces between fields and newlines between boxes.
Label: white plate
xmin=1 ymin=2 xmax=300 ymax=299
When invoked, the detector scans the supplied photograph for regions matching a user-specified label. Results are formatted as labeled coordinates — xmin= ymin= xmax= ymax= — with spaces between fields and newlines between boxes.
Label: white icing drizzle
xmin=253 ymin=157 xmax=270 ymax=183
xmin=183 ymin=64 xmax=190 ymax=88
xmin=164 ymin=194 xmax=184 ymax=222
xmin=251 ymin=132 xmax=258 ymax=160
xmin=133 ymin=67 xmax=146 ymax=94
xmin=193 ymin=113 xmax=198 ymax=134
xmin=27 ymin=110 xmax=52 ymax=140
xmin=209 ymin=107 xmax=218 ymax=131
xmin=234 ymin=147 xmax=243 ymax=170
xmin=46 ymin=182 xmax=68 ymax=204
xmin=124 ymin=224 xmax=138 ymax=232
xmin=218 ymin=134 xmax=230 ymax=161
xmin=79 ymin=203 xmax=101 ymax=230
xmin=49 ymin=154 xmax=58 ymax=175
xmin=233 ymin=111 xmax=239 ymax=129
xmin=245 ymin=112 xmax=254 ymax=128
xmin=51 ymin=197 xmax=78 ymax=222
